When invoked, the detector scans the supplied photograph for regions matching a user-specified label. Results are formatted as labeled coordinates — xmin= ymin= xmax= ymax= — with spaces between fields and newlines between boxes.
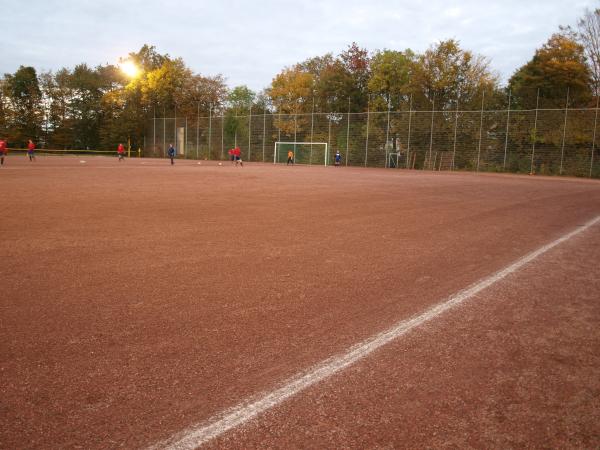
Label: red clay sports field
xmin=1 ymin=155 xmax=599 ymax=448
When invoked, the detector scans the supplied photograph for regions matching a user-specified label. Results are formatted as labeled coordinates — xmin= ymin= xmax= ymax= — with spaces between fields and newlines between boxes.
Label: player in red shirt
xmin=27 ymin=140 xmax=36 ymax=162
xmin=117 ymin=143 xmax=125 ymax=161
xmin=0 ymin=138 xmax=7 ymax=166
xmin=233 ymin=146 xmax=243 ymax=167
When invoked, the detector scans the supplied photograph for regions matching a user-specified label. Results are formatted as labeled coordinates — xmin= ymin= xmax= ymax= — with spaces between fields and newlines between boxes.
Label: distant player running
xmin=27 ymin=140 xmax=36 ymax=162
xmin=168 ymin=143 xmax=176 ymax=165
xmin=335 ymin=150 xmax=341 ymax=166
xmin=287 ymin=150 xmax=294 ymax=165
xmin=234 ymin=146 xmax=243 ymax=167
xmin=0 ymin=138 xmax=7 ymax=166
xmin=117 ymin=143 xmax=125 ymax=161
xmin=228 ymin=148 xmax=235 ymax=165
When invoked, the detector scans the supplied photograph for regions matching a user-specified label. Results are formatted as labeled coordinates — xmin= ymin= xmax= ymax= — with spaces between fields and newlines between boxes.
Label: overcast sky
xmin=0 ymin=0 xmax=596 ymax=91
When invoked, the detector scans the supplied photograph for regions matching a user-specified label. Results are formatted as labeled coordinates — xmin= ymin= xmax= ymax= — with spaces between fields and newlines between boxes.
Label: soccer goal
xmin=274 ymin=142 xmax=328 ymax=165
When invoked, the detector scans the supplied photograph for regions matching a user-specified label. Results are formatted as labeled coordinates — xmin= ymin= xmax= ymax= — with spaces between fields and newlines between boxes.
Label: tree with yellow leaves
xmin=509 ymin=33 xmax=592 ymax=107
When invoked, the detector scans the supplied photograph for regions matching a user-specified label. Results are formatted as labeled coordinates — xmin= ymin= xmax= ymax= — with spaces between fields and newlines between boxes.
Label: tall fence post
xmin=345 ymin=97 xmax=350 ymax=166
xmin=262 ymin=107 xmax=266 ymax=163
xmin=452 ymin=98 xmax=459 ymax=170
xmin=208 ymin=103 xmax=212 ymax=160
xmin=476 ymin=91 xmax=485 ymax=172
xmin=163 ymin=107 xmax=166 ymax=158
xmin=196 ymin=102 xmax=200 ymax=159
xmin=590 ymin=95 xmax=599 ymax=178
xmin=385 ymin=97 xmax=391 ymax=168
xmin=174 ymin=105 xmax=177 ymax=155
xmin=310 ymin=97 xmax=315 ymax=164
xmin=406 ymin=93 xmax=412 ymax=168
xmin=248 ymin=105 xmax=252 ymax=162
xmin=220 ymin=112 xmax=224 ymax=160
xmin=328 ymin=116 xmax=332 ymax=162
xmin=153 ymin=107 xmax=156 ymax=157
xmin=365 ymin=96 xmax=370 ymax=167
xmin=234 ymin=107 xmax=238 ymax=147
xmin=428 ymin=95 xmax=435 ymax=170
xmin=530 ymin=88 xmax=540 ymax=175
xmin=503 ymin=90 xmax=511 ymax=170
xmin=293 ymin=111 xmax=297 ymax=153
xmin=559 ymin=87 xmax=570 ymax=175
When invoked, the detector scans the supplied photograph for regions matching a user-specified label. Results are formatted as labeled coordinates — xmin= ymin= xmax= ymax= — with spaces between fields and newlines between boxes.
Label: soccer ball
xmin=218 ymin=162 xmax=222 ymax=166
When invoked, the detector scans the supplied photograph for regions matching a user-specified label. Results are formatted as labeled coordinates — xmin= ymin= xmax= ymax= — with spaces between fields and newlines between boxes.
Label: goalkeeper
xmin=335 ymin=150 xmax=341 ymax=166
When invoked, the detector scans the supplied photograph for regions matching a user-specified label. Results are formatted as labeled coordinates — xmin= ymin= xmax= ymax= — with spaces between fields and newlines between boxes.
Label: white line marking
xmin=151 ymin=215 xmax=600 ymax=450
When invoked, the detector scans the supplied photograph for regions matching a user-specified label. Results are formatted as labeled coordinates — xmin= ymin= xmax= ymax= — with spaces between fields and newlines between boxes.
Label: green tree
xmin=138 ymin=58 xmax=189 ymax=112
xmin=68 ymin=64 xmax=106 ymax=149
xmin=509 ymin=33 xmax=592 ymax=107
xmin=0 ymin=77 xmax=10 ymax=139
xmin=97 ymin=64 xmax=132 ymax=150
xmin=106 ymin=45 xmax=228 ymax=151
xmin=38 ymin=68 xmax=77 ymax=149
xmin=183 ymin=74 xmax=228 ymax=113
xmin=368 ymin=49 xmax=415 ymax=109
xmin=227 ymin=85 xmax=256 ymax=113
xmin=4 ymin=66 xmax=43 ymax=145
xmin=410 ymin=39 xmax=497 ymax=110
xmin=224 ymin=85 xmax=256 ymax=144
xmin=296 ymin=53 xmax=352 ymax=112
xmin=297 ymin=53 xmax=336 ymax=77
xmin=132 ymin=54 xmax=227 ymax=113
xmin=126 ymin=44 xmax=168 ymax=72
xmin=314 ymin=60 xmax=355 ymax=112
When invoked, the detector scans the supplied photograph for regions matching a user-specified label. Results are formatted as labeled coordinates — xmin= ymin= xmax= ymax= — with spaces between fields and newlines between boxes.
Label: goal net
xmin=274 ymin=142 xmax=329 ymax=165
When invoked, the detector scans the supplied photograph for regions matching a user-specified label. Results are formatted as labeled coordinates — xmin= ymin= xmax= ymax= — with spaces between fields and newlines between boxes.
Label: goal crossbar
xmin=274 ymin=142 xmax=329 ymax=166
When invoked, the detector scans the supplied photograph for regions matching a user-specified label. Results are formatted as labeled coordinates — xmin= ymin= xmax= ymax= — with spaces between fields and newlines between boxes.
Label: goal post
xmin=274 ymin=142 xmax=328 ymax=165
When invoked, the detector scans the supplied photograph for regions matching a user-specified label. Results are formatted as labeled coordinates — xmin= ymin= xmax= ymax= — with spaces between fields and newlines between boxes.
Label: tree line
xmin=0 ymin=7 xmax=598 ymax=152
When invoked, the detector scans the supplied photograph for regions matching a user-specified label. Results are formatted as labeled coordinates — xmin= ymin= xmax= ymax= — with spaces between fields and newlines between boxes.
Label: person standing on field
xmin=228 ymin=148 xmax=235 ymax=165
xmin=117 ymin=143 xmax=125 ymax=161
xmin=27 ymin=139 xmax=36 ymax=162
xmin=234 ymin=146 xmax=243 ymax=167
xmin=0 ymin=138 xmax=7 ymax=166
xmin=335 ymin=150 xmax=341 ymax=166
xmin=168 ymin=144 xmax=176 ymax=165
xmin=287 ymin=150 xmax=294 ymax=165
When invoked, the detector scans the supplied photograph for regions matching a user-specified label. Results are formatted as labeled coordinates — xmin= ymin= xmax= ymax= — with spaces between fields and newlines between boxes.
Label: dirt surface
xmin=209 ymin=217 xmax=600 ymax=449
xmin=1 ymin=155 xmax=599 ymax=449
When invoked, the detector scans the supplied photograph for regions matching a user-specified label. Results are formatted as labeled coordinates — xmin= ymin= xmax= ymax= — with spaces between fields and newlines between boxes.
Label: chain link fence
xmin=146 ymin=103 xmax=600 ymax=178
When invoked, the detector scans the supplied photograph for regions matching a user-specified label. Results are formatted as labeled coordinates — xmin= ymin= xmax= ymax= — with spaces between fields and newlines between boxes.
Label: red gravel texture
xmin=1 ymin=155 xmax=599 ymax=449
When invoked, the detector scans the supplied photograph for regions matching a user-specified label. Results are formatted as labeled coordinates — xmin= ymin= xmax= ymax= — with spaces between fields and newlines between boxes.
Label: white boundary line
xmin=151 ymin=215 xmax=600 ymax=450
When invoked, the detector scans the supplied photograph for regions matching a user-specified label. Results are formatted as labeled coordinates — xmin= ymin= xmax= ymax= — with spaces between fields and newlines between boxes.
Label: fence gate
xmin=177 ymin=127 xmax=185 ymax=155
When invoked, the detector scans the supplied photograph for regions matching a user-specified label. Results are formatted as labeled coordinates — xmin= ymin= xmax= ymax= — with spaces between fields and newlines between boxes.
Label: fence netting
xmin=146 ymin=107 xmax=600 ymax=178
